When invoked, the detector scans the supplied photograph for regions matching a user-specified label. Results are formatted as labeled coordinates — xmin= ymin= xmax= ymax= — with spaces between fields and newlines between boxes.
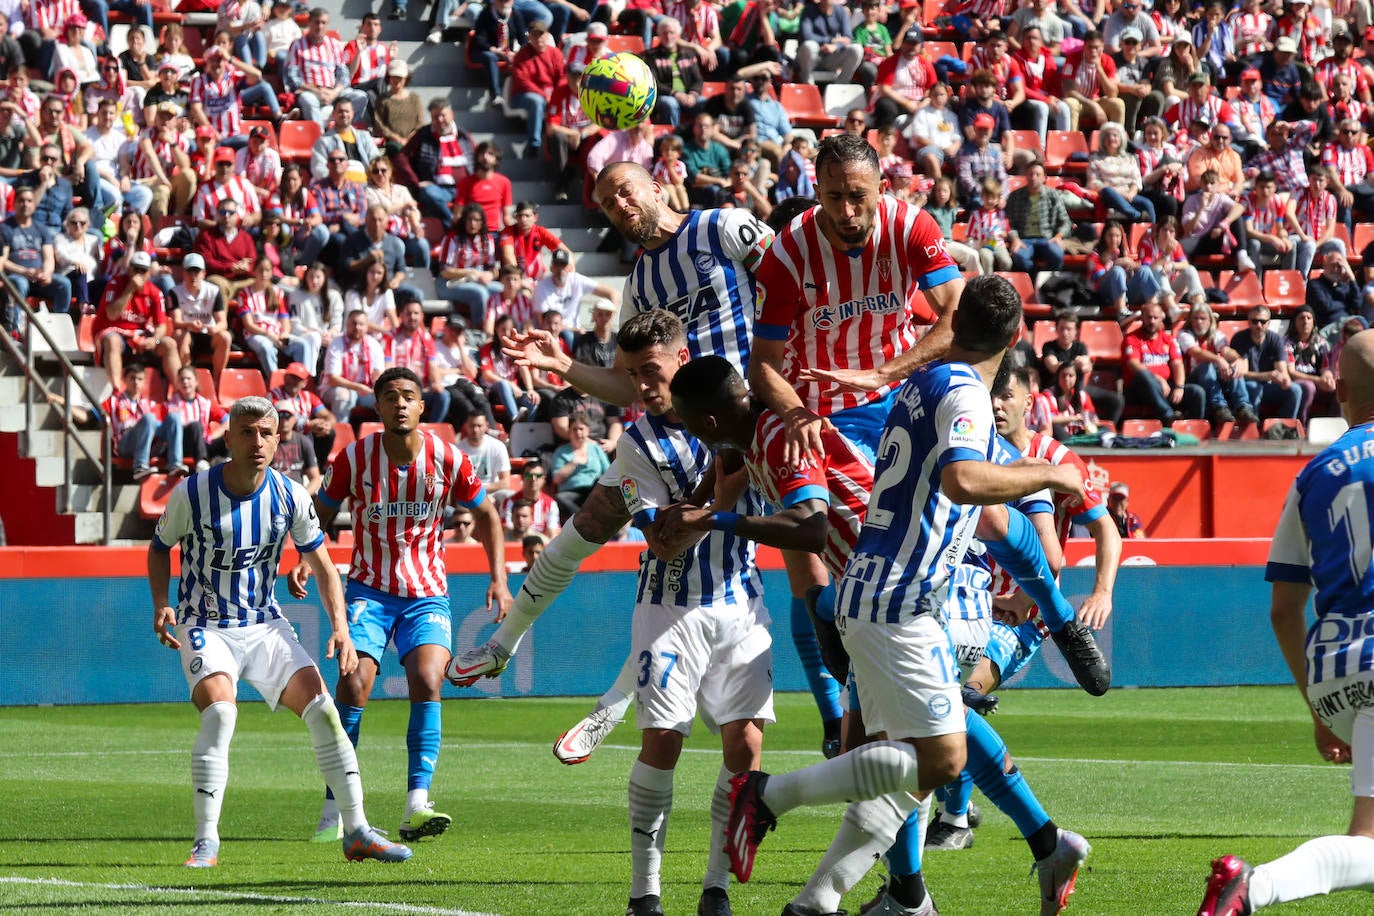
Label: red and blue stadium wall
xmin=0 ymin=539 xmax=1291 ymax=706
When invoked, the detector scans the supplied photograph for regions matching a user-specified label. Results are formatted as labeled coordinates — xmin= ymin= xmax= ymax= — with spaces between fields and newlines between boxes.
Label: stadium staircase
xmin=0 ymin=0 xmax=627 ymax=544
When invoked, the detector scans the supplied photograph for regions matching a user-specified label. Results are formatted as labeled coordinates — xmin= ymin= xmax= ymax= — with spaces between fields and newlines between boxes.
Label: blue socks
xmin=887 ymin=807 xmax=925 ymax=877
xmin=325 ymin=702 xmax=365 ymax=801
xmin=938 ymin=770 xmax=973 ymax=818
xmin=790 ymin=596 xmax=844 ymax=724
xmin=965 ymin=710 xmax=1050 ymax=839
xmin=407 ymin=701 xmax=442 ymax=792
xmin=981 ymin=508 xmax=1076 ymax=632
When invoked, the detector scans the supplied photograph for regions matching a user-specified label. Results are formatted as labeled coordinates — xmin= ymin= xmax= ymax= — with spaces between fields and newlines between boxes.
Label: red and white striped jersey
xmin=1025 ymin=432 xmax=1105 ymax=546
xmin=25 ymin=0 xmax=79 ymax=33
xmin=486 ymin=289 xmax=537 ymax=330
xmin=500 ymin=491 xmax=560 ymax=535
xmin=652 ymin=157 xmax=688 ymax=186
xmin=1137 ymin=234 xmax=1184 ymax=266
xmin=1329 ymin=97 xmax=1368 ymax=127
xmin=269 ymin=385 xmax=327 ymax=425
xmin=235 ymin=286 xmax=287 ymax=337
xmin=193 ymin=175 xmax=262 ymax=224
xmin=967 ymin=48 xmax=1022 ymax=102
xmin=342 ymin=38 xmax=390 ymax=85
xmin=1233 ymin=94 xmax=1276 ymax=141
xmin=745 ymin=410 xmax=873 ymax=580
xmin=1272 ymin=12 xmax=1325 ymax=64
xmin=1315 ymin=57 xmax=1369 ymax=98
xmin=323 ymin=431 xmax=485 ymax=597
xmin=236 ymin=144 xmax=282 ymax=192
xmin=102 ymin=390 xmax=161 ymax=442
xmin=947 ymin=0 xmax=1005 ymax=22
xmin=1242 ymin=190 xmax=1286 ymax=235
xmin=166 ymin=392 xmax=228 ymax=440
xmin=268 ymin=187 xmax=320 ymax=223
xmin=386 ymin=327 xmax=435 ymax=384
xmin=755 ymin=196 xmax=960 ymax=415
xmin=663 ymin=0 xmax=720 ymax=44
xmin=287 ymin=34 xmax=346 ymax=90
xmin=1322 ymin=142 xmax=1374 ymax=187
xmin=135 ymin=127 xmax=192 ymax=181
xmin=1167 ymin=95 xmax=1232 ymax=130
xmin=323 ymin=334 xmax=386 ymax=387
xmin=966 ymin=206 xmax=1010 ymax=247
xmin=1294 ymin=187 xmax=1337 ymax=236
xmin=1230 ymin=10 xmax=1272 ymax=56
xmin=189 ymin=68 xmax=244 ymax=139
xmin=438 ymin=231 xmax=495 ymax=270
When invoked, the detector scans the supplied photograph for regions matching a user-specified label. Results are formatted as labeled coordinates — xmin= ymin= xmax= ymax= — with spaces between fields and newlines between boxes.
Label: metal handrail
xmin=1 ymin=272 xmax=112 ymax=544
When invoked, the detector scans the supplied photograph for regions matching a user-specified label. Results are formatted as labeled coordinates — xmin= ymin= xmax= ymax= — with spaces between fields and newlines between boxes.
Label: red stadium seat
xmin=1031 ymin=319 xmax=1057 ymax=356
xmin=197 ymin=368 xmax=219 ymax=407
xmin=328 ymin=422 xmax=354 ymax=463
xmin=604 ymin=35 xmax=645 ymax=54
xmin=699 ymin=82 xmax=726 ymax=100
xmin=240 ymin=120 xmax=278 ymax=150
xmin=925 ymin=41 xmax=959 ymax=63
xmin=1262 ymin=270 xmax=1306 ymax=312
xmin=778 ymin=83 xmax=841 ymax=128
xmin=1121 ymin=419 xmax=1162 ymax=436
xmin=1263 ymin=417 xmax=1305 ymax=438
xmin=143 ymin=367 xmax=167 ymax=402
xmin=1215 ymin=271 xmax=1264 ymax=317
xmin=1009 ymin=129 xmax=1042 ymax=161
xmin=1078 ymin=320 xmax=1125 ymax=364
xmin=1044 ymin=130 xmax=1088 ymax=174
xmin=217 ymin=368 xmax=267 ymax=405
xmin=993 ymin=271 xmax=1038 ymax=305
xmin=278 ymin=120 xmax=322 ymax=165
xmin=1170 ymin=419 xmax=1211 ymax=439
xmin=138 ymin=473 xmax=181 ymax=519
xmin=358 ymin=422 xmax=384 ymax=439
xmin=1217 ymin=319 xmax=1249 ymax=339
xmin=419 ymin=422 xmax=457 ymax=444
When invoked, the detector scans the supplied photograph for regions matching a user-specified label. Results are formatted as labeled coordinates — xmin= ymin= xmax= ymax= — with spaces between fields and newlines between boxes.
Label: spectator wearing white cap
xmin=168 ymin=252 xmax=233 ymax=387
xmin=372 ymin=61 xmax=422 ymax=154
xmin=270 ymin=399 xmax=322 ymax=492
xmin=1102 ymin=0 xmax=1162 ymax=57
xmin=534 ymin=248 xmax=620 ymax=335
xmin=1106 ymin=482 xmax=1145 ymax=539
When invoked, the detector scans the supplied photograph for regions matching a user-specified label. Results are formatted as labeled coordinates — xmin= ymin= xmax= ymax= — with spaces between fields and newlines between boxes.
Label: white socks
xmin=491 ymin=522 xmax=601 ymax=655
xmin=302 ymin=693 xmax=366 ymax=833
xmin=405 ymin=789 xmax=429 ymax=819
xmin=764 ymin=740 xmax=921 ymax=817
xmin=703 ymin=766 xmax=734 ymax=892
xmin=792 ymin=793 xmax=916 ymax=914
xmin=594 ymin=654 xmax=638 ymax=720
xmin=628 ymin=760 xmax=675 ymax=899
xmin=191 ymin=701 xmax=237 ymax=843
xmin=1250 ymin=834 xmax=1374 ymax=909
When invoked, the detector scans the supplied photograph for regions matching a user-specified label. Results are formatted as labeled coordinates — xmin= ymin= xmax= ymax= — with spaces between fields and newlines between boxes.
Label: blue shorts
xmin=830 ymin=386 xmax=900 ymax=463
xmin=345 ymin=580 xmax=452 ymax=664
xmin=984 ymin=617 xmax=1048 ymax=684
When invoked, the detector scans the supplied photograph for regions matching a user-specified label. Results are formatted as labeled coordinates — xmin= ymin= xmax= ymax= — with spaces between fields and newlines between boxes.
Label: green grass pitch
xmin=0 ymin=687 xmax=1359 ymax=915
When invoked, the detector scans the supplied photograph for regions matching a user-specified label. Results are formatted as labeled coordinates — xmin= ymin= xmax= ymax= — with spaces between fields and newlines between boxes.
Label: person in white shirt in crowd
xmin=264 ymin=0 xmax=302 ymax=70
xmin=168 ymin=252 xmax=234 ymax=388
xmin=533 ymin=248 xmax=620 ymax=343
xmin=457 ymin=412 xmax=515 ymax=505
xmin=288 ymin=262 xmax=344 ymax=362
xmin=53 ymin=207 xmax=99 ymax=311
xmin=84 ymin=98 xmax=152 ymax=214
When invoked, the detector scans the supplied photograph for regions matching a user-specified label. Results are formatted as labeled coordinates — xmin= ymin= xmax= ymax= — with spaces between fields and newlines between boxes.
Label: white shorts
xmin=946 ymin=616 xmax=992 ymax=681
xmin=177 ymin=617 xmax=317 ymax=711
xmin=838 ymin=612 xmax=965 ymax=741
xmin=1307 ymin=672 xmax=1374 ymax=797
xmin=631 ymin=595 xmax=775 ymax=736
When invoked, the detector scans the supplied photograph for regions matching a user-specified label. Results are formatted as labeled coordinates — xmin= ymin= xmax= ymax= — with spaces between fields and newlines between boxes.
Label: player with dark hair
xmin=724 ymin=275 xmax=1089 ymax=916
xmin=291 ymin=366 xmax=511 ymax=844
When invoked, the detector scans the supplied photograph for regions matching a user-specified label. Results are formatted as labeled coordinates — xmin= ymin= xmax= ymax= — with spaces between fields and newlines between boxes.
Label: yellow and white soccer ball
xmin=578 ymin=51 xmax=658 ymax=131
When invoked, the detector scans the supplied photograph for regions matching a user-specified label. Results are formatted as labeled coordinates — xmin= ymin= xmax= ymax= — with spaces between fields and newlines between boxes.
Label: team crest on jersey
xmin=694 ymin=253 xmax=717 ymax=275
xmin=876 ymin=257 xmax=892 ymax=282
xmin=190 ymin=657 xmax=203 ymax=674
xmin=928 ymin=694 xmax=952 ymax=719
xmin=271 ymin=514 xmax=288 ymax=538
xmin=424 ymin=473 xmax=440 ymax=500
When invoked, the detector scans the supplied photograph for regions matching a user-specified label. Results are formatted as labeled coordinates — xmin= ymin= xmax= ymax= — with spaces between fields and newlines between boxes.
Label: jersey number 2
xmin=866 ymin=426 xmax=914 ymax=531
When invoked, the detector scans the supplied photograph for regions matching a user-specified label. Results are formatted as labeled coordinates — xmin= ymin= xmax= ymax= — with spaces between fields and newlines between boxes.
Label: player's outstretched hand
xmin=488 ymin=579 xmax=514 ymax=622
xmin=154 ymin=606 xmax=180 ymax=650
xmin=327 ymin=631 xmax=359 ymax=677
xmin=780 ymin=406 xmax=831 ymax=466
xmin=799 ymin=365 xmax=889 ymax=394
xmin=287 ymin=561 xmax=312 ymax=599
xmin=1077 ymin=592 xmax=1113 ymax=630
xmin=1044 ymin=462 xmax=1087 ymax=504
xmin=1315 ymin=719 xmax=1352 ymax=764
xmin=656 ymin=503 xmax=714 ymax=541
xmin=502 ymin=329 xmax=571 ymax=374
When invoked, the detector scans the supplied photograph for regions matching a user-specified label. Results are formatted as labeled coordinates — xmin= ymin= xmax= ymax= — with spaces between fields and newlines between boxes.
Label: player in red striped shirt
xmin=296 ymin=367 xmax=511 ymax=845
xmin=750 ymin=133 xmax=963 ymax=466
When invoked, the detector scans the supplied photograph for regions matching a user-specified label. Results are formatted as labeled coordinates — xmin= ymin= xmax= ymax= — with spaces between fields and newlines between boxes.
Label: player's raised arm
xmin=502 ymin=327 xmax=639 ymax=408
xmin=659 ymin=497 xmax=830 ymax=554
xmin=943 ymin=457 xmax=1085 ymax=506
xmin=469 ymin=495 xmax=513 ymax=619
xmin=748 ymin=335 xmax=829 ymax=465
xmin=301 ymin=544 xmax=357 ymax=676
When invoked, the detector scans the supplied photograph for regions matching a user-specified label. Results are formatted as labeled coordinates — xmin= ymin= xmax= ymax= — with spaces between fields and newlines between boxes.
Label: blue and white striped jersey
xmin=620 ymin=208 xmax=772 ymax=375
xmin=836 ymin=361 xmax=995 ymax=624
xmin=152 ymin=465 xmax=325 ymax=628
xmin=1268 ymin=423 xmax=1374 ymax=682
xmin=612 ymin=411 xmax=763 ymax=608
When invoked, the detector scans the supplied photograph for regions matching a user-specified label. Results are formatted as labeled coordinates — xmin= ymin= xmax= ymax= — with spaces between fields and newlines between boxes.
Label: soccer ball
xmin=579 ymin=52 xmax=657 ymax=131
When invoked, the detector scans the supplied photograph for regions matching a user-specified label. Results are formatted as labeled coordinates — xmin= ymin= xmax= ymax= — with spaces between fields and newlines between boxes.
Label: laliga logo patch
xmin=322 ymin=465 xmax=333 ymax=489
xmin=190 ymin=657 xmax=203 ymax=674
xmin=952 ymin=416 xmax=975 ymax=436
xmin=928 ymin=694 xmax=952 ymax=719
xmin=620 ymin=478 xmax=641 ymax=510
xmin=695 ymin=253 xmax=717 ymax=275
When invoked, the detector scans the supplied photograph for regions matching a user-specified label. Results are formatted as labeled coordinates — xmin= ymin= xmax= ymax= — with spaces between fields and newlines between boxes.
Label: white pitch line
xmin=0 ymin=876 xmax=499 ymax=916
xmin=0 ymin=741 xmax=1344 ymax=771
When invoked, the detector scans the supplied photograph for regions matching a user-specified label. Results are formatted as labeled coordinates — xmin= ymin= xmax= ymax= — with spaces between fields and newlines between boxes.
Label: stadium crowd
xmin=5 ymin=0 xmax=1374 ymax=526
